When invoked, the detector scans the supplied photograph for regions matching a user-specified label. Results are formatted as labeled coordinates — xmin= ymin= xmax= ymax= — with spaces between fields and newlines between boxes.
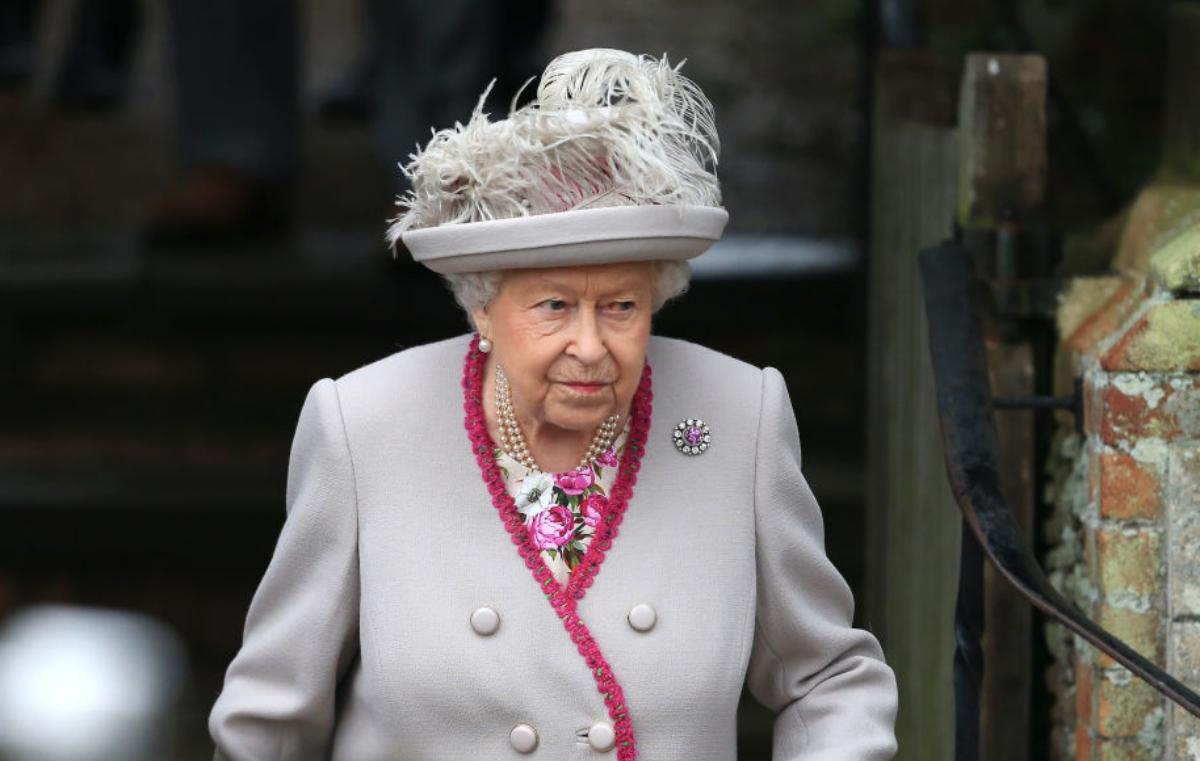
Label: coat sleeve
xmin=744 ymin=367 xmax=898 ymax=760
xmin=209 ymin=378 xmax=361 ymax=761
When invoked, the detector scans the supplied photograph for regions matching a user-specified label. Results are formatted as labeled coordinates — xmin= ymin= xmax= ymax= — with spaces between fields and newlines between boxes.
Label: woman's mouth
xmin=560 ymin=381 xmax=609 ymax=395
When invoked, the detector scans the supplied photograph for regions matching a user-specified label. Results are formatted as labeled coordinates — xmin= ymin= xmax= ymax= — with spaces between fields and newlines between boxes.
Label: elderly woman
xmin=209 ymin=48 xmax=898 ymax=760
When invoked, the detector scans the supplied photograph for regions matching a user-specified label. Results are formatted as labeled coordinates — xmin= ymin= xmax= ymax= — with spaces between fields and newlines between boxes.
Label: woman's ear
xmin=471 ymin=306 xmax=490 ymax=337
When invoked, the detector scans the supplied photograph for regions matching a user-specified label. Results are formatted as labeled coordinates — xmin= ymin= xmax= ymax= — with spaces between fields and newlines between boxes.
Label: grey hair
xmin=445 ymin=260 xmax=691 ymax=330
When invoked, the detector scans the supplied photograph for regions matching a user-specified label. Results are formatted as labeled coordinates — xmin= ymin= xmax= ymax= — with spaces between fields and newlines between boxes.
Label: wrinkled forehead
xmin=499 ymin=262 xmax=656 ymax=297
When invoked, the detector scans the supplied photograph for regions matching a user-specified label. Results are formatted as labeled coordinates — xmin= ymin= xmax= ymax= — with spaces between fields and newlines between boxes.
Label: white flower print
xmin=495 ymin=417 xmax=631 ymax=588
xmin=516 ymin=471 xmax=556 ymax=517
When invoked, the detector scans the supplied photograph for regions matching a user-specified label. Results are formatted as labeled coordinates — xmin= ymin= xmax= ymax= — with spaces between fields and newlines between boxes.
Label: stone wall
xmin=1047 ymin=186 xmax=1200 ymax=759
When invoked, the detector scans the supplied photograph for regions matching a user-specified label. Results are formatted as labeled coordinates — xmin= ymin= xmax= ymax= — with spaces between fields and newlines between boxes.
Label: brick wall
xmin=1047 ymin=185 xmax=1200 ymax=760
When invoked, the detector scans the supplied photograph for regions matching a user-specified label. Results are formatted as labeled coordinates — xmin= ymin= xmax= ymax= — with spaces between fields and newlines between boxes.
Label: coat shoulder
xmin=325 ymin=333 xmax=472 ymax=437
xmin=647 ymin=334 xmax=764 ymax=398
xmin=334 ymin=333 xmax=471 ymax=395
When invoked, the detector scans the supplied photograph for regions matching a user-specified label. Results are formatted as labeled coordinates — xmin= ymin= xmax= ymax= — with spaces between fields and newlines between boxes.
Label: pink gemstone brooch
xmin=673 ymin=418 xmax=711 ymax=455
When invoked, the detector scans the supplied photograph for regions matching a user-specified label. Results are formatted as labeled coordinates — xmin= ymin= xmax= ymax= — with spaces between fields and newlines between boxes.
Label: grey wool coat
xmin=209 ymin=332 xmax=899 ymax=761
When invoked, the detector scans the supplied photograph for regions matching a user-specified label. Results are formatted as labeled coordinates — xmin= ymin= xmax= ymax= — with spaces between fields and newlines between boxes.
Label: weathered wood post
xmin=868 ymin=49 xmax=1048 ymax=761
xmin=957 ymin=52 xmax=1047 ymax=761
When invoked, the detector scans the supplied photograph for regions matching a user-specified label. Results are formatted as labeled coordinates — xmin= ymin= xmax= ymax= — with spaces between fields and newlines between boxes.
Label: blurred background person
xmin=144 ymin=0 xmax=551 ymax=246
xmin=0 ymin=0 xmax=140 ymax=107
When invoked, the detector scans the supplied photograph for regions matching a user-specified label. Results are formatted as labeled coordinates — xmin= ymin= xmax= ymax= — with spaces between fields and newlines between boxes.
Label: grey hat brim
xmin=401 ymin=205 xmax=729 ymax=274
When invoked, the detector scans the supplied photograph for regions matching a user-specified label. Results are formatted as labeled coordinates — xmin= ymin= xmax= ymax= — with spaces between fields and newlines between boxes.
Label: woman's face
xmin=473 ymin=261 xmax=655 ymax=433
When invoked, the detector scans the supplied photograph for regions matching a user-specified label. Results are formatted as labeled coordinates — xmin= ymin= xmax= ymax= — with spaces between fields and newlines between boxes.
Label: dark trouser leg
xmin=367 ymin=0 xmax=508 ymax=179
xmin=55 ymin=0 xmax=140 ymax=109
xmin=166 ymin=0 xmax=298 ymax=181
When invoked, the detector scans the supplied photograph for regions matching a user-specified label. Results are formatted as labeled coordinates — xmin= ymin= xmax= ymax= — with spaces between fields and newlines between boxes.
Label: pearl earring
xmin=478 ymin=336 xmax=492 ymax=354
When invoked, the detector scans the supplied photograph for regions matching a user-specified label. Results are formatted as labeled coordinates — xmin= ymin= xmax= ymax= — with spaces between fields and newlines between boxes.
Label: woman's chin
xmin=548 ymin=414 xmax=610 ymax=433
xmin=545 ymin=398 xmax=618 ymax=432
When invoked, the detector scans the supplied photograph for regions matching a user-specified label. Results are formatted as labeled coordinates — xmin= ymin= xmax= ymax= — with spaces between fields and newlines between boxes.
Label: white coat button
xmin=587 ymin=720 xmax=616 ymax=752
xmin=470 ymin=606 xmax=500 ymax=636
xmin=510 ymin=723 xmax=539 ymax=753
xmin=626 ymin=603 xmax=656 ymax=632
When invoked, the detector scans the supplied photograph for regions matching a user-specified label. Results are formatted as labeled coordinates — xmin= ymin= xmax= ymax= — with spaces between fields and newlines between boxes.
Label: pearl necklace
xmin=494 ymin=365 xmax=621 ymax=473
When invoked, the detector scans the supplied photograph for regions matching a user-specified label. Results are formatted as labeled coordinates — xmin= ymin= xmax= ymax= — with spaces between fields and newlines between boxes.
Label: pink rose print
xmin=554 ymin=466 xmax=594 ymax=495
xmin=581 ymin=493 xmax=609 ymax=528
xmin=596 ymin=446 xmax=619 ymax=468
xmin=530 ymin=504 xmax=575 ymax=549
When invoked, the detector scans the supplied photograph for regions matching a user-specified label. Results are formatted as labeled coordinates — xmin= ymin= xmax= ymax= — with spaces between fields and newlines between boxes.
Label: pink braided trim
xmin=462 ymin=334 xmax=651 ymax=761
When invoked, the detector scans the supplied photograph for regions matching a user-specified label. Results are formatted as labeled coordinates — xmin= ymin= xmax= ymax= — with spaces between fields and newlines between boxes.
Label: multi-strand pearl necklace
xmin=494 ymin=365 xmax=621 ymax=473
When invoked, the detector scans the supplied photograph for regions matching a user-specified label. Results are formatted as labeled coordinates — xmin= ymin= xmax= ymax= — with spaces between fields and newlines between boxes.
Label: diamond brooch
xmin=673 ymin=418 xmax=711 ymax=456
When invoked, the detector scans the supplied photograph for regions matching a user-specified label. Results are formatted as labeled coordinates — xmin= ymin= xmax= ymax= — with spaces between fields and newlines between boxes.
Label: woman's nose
xmin=569 ymin=310 xmax=607 ymax=364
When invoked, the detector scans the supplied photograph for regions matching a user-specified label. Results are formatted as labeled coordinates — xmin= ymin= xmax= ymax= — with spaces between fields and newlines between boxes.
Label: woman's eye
xmin=540 ymin=299 xmax=568 ymax=312
xmin=608 ymin=301 xmax=636 ymax=313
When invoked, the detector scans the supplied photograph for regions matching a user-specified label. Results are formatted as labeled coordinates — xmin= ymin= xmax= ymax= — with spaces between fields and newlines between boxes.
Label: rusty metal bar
xmin=918 ymin=240 xmax=1200 ymax=718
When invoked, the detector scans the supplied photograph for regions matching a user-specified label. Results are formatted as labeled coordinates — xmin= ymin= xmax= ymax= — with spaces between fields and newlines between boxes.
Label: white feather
xmin=386 ymin=48 xmax=722 ymax=252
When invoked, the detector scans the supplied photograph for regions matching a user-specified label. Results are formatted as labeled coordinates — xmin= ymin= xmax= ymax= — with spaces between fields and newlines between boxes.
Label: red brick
xmin=1098 ymin=452 xmax=1162 ymax=520
xmin=1101 ymin=301 xmax=1200 ymax=372
xmin=1098 ymin=383 xmax=1182 ymax=445
xmin=1065 ymin=278 xmax=1143 ymax=360
xmin=1097 ymin=674 xmax=1160 ymax=738
xmin=1096 ymin=530 xmax=1161 ymax=599
xmin=1095 ymin=737 xmax=1156 ymax=760
xmin=1076 ymin=721 xmax=1094 ymax=761
xmin=1095 ymin=604 xmax=1161 ymax=668
xmin=1173 ymin=621 xmax=1200 ymax=684
xmin=1076 ymin=662 xmax=1094 ymax=727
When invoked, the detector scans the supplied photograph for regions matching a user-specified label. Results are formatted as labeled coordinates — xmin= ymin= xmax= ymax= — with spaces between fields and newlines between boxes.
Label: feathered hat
xmin=387 ymin=48 xmax=728 ymax=274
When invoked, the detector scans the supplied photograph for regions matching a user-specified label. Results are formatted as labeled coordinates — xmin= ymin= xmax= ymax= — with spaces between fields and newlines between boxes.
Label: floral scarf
xmin=494 ymin=420 xmax=630 ymax=587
